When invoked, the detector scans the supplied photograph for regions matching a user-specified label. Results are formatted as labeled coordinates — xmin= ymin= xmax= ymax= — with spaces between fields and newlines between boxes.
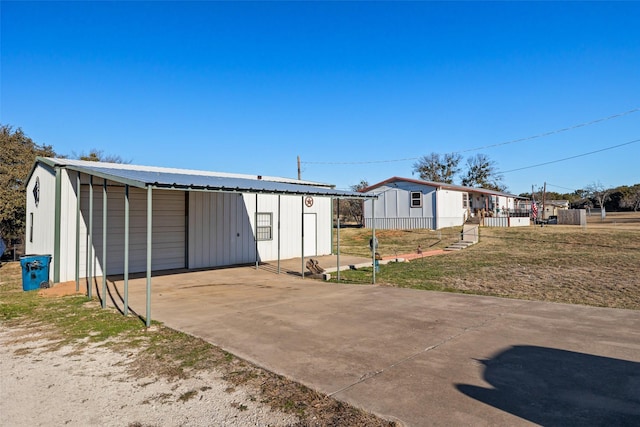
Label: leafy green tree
xmin=460 ymin=153 xmax=506 ymax=192
xmin=412 ymin=152 xmax=461 ymax=183
xmin=619 ymin=184 xmax=640 ymax=211
xmin=0 ymin=125 xmax=56 ymax=240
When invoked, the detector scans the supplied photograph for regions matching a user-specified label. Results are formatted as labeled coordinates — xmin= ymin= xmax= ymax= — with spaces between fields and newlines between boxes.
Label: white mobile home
xmin=363 ymin=177 xmax=523 ymax=230
xmin=25 ymin=158 xmax=372 ymax=285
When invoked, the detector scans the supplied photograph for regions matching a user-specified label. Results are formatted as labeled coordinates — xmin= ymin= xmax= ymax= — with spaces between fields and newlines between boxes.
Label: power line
xmin=546 ymin=183 xmax=579 ymax=192
xmin=301 ymin=107 xmax=639 ymax=165
xmin=501 ymin=138 xmax=640 ymax=174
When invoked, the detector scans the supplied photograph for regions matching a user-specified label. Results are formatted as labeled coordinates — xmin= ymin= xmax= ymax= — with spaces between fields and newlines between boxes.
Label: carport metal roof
xmin=36 ymin=157 xmax=374 ymax=199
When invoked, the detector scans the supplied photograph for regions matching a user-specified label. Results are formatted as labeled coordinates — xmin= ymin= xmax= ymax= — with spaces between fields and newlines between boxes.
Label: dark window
xmin=411 ymin=192 xmax=422 ymax=208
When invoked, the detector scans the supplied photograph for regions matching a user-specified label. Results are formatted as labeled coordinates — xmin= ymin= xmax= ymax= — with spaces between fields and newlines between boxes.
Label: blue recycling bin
xmin=20 ymin=255 xmax=52 ymax=291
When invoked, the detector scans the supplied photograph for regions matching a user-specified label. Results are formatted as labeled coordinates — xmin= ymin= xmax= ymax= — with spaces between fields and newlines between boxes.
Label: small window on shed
xmin=410 ymin=192 xmax=422 ymax=208
xmin=462 ymin=193 xmax=469 ymax=209
xmin=255 ymin=212 xmax=273 ymax=241
xmin=29 ymin=212 xmax=34 ymax=243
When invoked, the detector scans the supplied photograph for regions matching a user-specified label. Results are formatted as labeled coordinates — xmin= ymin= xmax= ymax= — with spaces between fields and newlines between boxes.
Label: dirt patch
xmin=0 ymin=326 xmax=297 ymax=427
xmin=39 ymin=280 xmax=84 ymax=297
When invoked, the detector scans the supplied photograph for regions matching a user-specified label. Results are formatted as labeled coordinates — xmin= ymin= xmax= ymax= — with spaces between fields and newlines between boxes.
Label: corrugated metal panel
xmin=364 ymin=217 xmax=435 ymax=230
xmin=484 ymin=217 xmax=509 ymax=227
xmin=188 ymin=193 xmax=331 ymax=268
xmin=58 ymin=169 xmax=80 ymax=282
xmin=79 ymin=185 xmax=185 ymax=276
xmin=25 ymin=164 xmax=56 ymax=258
xmin=189 ymin=192 xmax=257 ymax=268
xmin=39 ymin=158 xmax=372 ymax=199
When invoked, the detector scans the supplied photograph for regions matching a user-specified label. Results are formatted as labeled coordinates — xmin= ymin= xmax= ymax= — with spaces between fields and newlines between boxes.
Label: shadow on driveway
xmin=457 ymin=345 xmax=640 ymax=426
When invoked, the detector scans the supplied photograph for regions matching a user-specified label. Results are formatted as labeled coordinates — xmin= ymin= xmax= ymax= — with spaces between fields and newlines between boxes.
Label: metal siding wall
xmin=364 ymin=217 xmax=434 ymax=229
xmin=78 ymin=185 xmax=185 ymax=277
xmin=188 ymin=192 xmax=333 ymax=268
xmin=25 ymin=165 xmax=56 ymax=262
xmin=364 ymin=185 xmax=437 ymax=229
xmin=188 ymin=192 xmax=256 ymax=268
xmin=484 ymin=217 xmax=509 ymax=227
xmin=58 ymin=169 xmax=80 ymax=282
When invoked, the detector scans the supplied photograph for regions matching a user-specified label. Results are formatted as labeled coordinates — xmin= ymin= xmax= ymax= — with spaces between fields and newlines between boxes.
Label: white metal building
xmin=363 ymin=177 xmax=522 ymax=230
xmin=25 ymin=158 xmax=372 ymax=285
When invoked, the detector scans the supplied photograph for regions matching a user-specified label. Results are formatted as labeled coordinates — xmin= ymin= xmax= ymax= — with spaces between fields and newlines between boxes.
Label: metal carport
xmin=36 ymin=157 xmax=378 ymax=326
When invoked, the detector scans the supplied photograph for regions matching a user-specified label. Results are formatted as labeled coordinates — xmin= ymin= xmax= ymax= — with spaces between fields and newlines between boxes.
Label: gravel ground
xmin=0 ymin=327 xmax=298 ymax=427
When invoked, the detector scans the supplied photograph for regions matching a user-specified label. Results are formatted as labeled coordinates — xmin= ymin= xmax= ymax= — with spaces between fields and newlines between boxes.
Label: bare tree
xmin=585 ymin=181 xmax=610 ymax=208
xmin=335 ymin=180 xmax=369 ymax=225
xmin=72 ymin=148 xmax=130 ymax=164
xmin=585 ymin=181 xmax=610 ymax=219
xmin=412 ymin=152 xmax=461 ymax=183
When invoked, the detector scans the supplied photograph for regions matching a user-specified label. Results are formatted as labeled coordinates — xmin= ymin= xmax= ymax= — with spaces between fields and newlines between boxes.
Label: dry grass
xmin=336 ymin=212 xmax=640 ymax=310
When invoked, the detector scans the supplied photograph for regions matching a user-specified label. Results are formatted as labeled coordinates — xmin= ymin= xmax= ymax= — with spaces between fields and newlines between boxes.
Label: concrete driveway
xmin=112 ymin=263 xmax=640 ymax=426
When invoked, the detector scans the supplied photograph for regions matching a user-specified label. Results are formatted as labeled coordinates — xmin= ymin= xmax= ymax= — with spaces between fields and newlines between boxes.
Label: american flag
xmin=531 ymin=201 xmax=538 ymax=219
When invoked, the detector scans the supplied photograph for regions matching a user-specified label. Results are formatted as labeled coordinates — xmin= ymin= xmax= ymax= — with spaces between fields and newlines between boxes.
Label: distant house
xmin=362 ymin=177 xmax=527 ymax=230
xmin=518 ymin=200 xmax=570 ymax=220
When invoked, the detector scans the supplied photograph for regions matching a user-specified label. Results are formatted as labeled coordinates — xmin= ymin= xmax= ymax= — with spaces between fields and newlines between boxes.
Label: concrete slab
xmin=109 ymin=264 xmax=640 ymax=426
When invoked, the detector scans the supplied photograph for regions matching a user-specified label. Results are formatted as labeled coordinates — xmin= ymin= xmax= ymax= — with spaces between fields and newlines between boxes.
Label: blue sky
xmin=2 ymin=1 xmax=639 ymax=196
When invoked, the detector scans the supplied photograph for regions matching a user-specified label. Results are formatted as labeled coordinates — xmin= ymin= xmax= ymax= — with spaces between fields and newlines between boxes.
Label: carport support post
xmin=145 ymin=186 xmax=153 ymax=328
xmin=336 ymin=198 xmax=340 ymax=282
xmin=277 ymin=195 xmax=281 ymax=274
xmin=124 ymin=185 xmax=130 ymax=316
xmin=88 ymin=176 xmax=93 ymax=299
xmin=101 ymin=180 xmax=107 ymax=309
xmin=372 ymin=198 xmax=376 ymax=284
xmin=255 ymin=194 xmax=259 ymax=270
xmin=75 ymin=172 xmax=80 ymax=293
xmin=301 ymin=196 xmax=305 ymax=279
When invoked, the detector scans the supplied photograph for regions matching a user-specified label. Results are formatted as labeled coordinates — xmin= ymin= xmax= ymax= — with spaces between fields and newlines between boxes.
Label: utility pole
xmin=297 ymin=155 xmax=301 ymax=180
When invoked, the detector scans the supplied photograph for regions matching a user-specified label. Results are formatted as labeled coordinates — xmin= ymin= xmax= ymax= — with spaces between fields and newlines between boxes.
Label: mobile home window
xmin=410 ymin=192 xmax=422 ymax=208
xmin=462 ymin=193 xmax=469 ymax=209
xmin=255 ymin=212 xmax=273 ymax=241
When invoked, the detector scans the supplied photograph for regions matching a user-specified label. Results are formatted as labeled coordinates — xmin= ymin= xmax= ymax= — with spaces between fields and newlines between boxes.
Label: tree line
xmin=525 ymin=182 xmax=640 ymax=212
xmin=0 ymin=124 xmax=128 ymax=246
